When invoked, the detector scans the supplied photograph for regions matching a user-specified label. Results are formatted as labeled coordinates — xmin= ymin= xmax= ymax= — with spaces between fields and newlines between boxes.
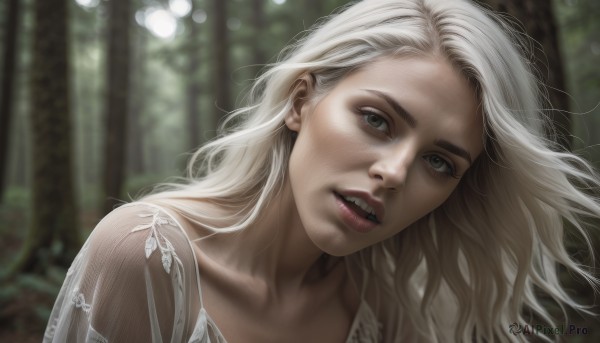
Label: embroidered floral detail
xmin=161 ymin=249 xmax=173 ymax=273
xmin=131 ymin=205 xmax=188 ymax=338
xmin=87 ymin=326 xmax=109 ymax=343
xmin=132 ymin=209 xmax=180 ymax=274
xmin=349 ymin=321 xmax=382 ymax=343
xmin=188 ymin=308 xmax=209 ymax=343
xmin=72 ymin=290 xmax=91 ymax=313
xmin=347 ymin=303 xmax=382 ymax=343
xmin=133 ymin=211 xmax=176 ymax=231
xmin=145 ymin=235 xmax=157 ymax=258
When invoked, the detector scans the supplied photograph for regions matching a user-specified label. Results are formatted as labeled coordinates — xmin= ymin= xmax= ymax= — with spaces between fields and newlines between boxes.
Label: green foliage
xmin=0 ymin=283 xmax=19 ymax=304
xmin=0 ymin=187 xmax=30 ymax=264
xmin=16 ymin=271 xmax=64 ymax=298
xmin=0 ymin=186 xmax=30 ymax=212
xmin=0 ymin=267 xmax=66 ymax=330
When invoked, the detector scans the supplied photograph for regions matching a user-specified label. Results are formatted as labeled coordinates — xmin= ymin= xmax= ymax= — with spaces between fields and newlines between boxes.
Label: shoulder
xmin=92 ymin=202 xmax=181 ymax=237
xmin=49 ymin=204 xmax=203 ymax=342
xmin=85 ymin=202 xmax=196 ymax=278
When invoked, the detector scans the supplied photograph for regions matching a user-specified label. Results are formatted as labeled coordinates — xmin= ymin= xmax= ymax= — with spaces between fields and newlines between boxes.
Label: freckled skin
xmin=286 ymin=56 xmax=484 ymax=256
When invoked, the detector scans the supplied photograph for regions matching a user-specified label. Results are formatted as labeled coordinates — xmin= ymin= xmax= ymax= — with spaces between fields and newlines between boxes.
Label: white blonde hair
xmin=143 ymin=0 xmax=600 ymax=341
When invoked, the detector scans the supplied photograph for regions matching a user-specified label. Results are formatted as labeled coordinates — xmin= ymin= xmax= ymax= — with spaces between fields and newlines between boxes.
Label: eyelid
xmin=358 ymin=106 xmax=386 ymax=117
xmin=357 ymin=107 xmax=392 ymax=133
xmin=439 ymin=153 xmax=465 ymax=179
xmin=424 ymin=154 xmax=459 ymax=179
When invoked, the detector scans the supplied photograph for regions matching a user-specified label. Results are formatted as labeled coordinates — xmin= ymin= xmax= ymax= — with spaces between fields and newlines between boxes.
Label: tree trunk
xmin=186 ymin=12 xmax=202 ymax=150
xmin=480 ymin=0 xmax=571 ymax=150
xmin=128 ymin=28 xmax=146 ymax=176
xmin=251 ymin=0 xmax=266 ymax=75
xmin=0 ymin=0 xmax=21 ymax=203
xmin=212 ymin=0 xmax=231 ymax=124
xmin=10 ymin=114 xmax=28 ymax=188
xmin=12 ymin=0 xmax=79 ymax=274
xmin=102 ymin=0 xmax=132 ymax=215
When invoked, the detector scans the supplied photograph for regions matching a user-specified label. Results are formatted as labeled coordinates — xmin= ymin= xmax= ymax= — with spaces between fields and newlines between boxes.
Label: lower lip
xmin=334 ymin=193 xmax=378 ymax=234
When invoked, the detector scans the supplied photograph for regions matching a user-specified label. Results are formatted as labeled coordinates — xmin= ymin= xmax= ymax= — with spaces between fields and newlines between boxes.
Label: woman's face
xmin=285 ymin=56 xmax=484 ymax=256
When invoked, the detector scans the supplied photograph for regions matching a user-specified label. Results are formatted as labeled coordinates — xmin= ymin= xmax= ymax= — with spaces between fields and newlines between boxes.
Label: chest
xmin=202 ymin=293 xmax=353 ymax=343
xmin=196 ymin=257 xmax=358 ymax=342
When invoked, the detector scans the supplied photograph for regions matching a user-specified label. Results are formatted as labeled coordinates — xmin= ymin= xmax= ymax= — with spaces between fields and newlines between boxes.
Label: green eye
xmin=367 ymin=115 xmax=384 ymax=127
xmin=429 ymin=156 xmax=445 ymax=169
xmin=425 ymin=155 xmax=455 ymax=176
xmin=361 ymin=111 xmax=389 ymax=132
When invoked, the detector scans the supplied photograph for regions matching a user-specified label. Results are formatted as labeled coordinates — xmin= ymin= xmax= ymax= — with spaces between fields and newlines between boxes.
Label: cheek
xmin=413 ymin=177 xmax=455 ymax=210
xmin=388 ymin=174 xmax=457 ymax=228
xmin=291 ymin=111 xmax=361 ymax=176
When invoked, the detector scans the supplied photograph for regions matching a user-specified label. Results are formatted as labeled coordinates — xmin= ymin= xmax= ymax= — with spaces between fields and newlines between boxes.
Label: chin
xmin=310 ymin=232 xmax=364 ymax=257
xmin=321 ymin=247 xmax=351 ymax=257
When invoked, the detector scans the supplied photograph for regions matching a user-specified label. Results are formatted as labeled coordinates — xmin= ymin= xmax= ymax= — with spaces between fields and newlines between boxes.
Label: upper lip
xmin=336 ymin=189 xmax=385 ymax=223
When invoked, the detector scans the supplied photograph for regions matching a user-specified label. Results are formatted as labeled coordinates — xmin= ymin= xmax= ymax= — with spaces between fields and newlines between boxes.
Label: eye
xmin=359 ymin=109 xmax=390 ymax=133
xmin=423 ymin=154 xmax=456 ymax=178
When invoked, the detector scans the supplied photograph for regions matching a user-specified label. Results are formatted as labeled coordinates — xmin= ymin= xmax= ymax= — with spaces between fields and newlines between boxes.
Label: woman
xmin=44 ymin=0 xmax=599 ymax=342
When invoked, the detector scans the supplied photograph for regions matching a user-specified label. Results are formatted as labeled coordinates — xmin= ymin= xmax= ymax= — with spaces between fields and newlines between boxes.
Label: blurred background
xmin=0 ymin=0 xmax=598 ymax=341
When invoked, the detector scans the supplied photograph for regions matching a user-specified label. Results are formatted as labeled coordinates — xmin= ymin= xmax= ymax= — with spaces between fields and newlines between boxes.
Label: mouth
xmin=337 ymin=193 xmax=381 ymax=224
xmin=340 ymin=195 xmax=379 ymax=224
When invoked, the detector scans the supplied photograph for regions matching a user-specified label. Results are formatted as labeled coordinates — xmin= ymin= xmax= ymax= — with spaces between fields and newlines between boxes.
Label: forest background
xmin=0 ymin=0 xmax=599 ymax=341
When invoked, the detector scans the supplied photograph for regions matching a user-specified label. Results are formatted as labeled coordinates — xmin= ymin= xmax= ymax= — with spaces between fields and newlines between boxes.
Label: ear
xmin=284 ymin=74 xmax=315 ymax=133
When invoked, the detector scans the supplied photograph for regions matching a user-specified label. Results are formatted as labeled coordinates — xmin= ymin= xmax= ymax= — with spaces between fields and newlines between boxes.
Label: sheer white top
xmin=43 ymin=203 xmax=382 ymax=342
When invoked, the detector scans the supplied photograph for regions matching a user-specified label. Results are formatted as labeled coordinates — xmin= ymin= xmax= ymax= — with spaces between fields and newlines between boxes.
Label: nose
xmin=368 ymin=144 xmax=416 ymax=190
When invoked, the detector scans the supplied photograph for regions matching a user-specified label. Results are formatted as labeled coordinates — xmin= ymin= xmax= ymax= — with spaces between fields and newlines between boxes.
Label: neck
xmin=201 ymin=178 xmax=331 ymax=295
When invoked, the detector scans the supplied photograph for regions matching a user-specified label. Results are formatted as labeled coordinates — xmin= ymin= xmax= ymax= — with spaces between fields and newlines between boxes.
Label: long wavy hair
xmin=143 ymin=0 xmax=600 ymax=341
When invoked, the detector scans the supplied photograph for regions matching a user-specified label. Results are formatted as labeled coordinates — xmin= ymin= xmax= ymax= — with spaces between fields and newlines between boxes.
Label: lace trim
xmin=44 ymin=317 xmax=58 ymax=340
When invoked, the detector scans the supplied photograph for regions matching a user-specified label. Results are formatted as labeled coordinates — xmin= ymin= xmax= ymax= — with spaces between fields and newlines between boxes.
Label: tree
xmin=480 ymin=0 xmax=571 ymax=150
xmin=101 ymin=0 xmax=133 ymax=215
xmin=0 ymin=0 xmax=21 ymax=203
xmin=555 ymin=0 xmax=600 ymax=150
xmin=128 ymin=25 xmax=148 ymax=176
xmin=212 ymin=0 xmax=231 ymax=123
xmin=186 ymin=7 xmax=202 ymax=150
xmin=13 ymin=0 xmax=79 ymax=273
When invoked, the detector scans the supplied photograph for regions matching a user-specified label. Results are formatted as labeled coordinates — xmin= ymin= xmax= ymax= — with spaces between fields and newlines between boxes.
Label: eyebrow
xmin=434 ymin=139 xmax=473 ymax=165
xmin=363 ymin=89 xmax=417 ymax=128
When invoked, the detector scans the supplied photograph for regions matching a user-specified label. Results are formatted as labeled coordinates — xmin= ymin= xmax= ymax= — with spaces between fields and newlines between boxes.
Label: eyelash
xmin=358 ymin=108 xmax=390 ymax=134
xmin=423 ymin=155 xmax=459 ymax=179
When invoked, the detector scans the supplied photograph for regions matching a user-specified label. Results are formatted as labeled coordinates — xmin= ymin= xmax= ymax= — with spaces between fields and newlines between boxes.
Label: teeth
xmin=342 ymin=196 xmax=375 ymax=216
